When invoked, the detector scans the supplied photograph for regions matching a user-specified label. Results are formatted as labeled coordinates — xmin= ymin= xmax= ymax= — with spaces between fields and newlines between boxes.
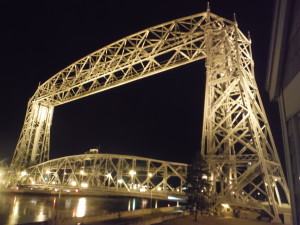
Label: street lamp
xmin=129 ymin=170 xmax=136 ymax=176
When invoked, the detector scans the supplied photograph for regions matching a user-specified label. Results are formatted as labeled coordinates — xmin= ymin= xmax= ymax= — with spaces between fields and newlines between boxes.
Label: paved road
xmin=154 ymin=215 xmax=277 ymax=225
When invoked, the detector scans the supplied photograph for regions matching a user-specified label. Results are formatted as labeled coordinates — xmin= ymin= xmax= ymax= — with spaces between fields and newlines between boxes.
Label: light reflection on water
xmin=76 ymin=197 xmax=86 ymax=217
xmin=7 ymin=196 xmax=19 ymax=225
xmin=0 ymin=193 xmax=175 ymax=224
xmin=36 ymin=205 xmax=47 ymax=222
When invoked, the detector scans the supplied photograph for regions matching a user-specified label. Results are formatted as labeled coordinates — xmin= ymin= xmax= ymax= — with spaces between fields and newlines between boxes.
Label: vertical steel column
xmin=202 ymin=18 xmax=290 ymax=220
xmin=11 ymin=99 xmax=54 ymax=169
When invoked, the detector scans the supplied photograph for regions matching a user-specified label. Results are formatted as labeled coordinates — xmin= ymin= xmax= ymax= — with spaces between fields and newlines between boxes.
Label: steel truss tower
xmin=10 ymin=9 xmax=290 ymax=220
xmin=202 ymin=13 xmax=290 ymax=221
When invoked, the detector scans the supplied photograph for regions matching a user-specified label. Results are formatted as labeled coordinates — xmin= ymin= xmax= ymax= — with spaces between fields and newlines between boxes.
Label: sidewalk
xmin=155 ymin=215 xmax=277 ymax=225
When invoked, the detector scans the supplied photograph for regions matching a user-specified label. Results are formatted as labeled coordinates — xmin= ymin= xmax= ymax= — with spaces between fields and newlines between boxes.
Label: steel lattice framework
xmin=10 ymin=9 xmax=290 ymax=220
xmin=15 ymin=153 xmax=187 ymax=199
xmin=201 ymin=14 xmax=290 ymax=220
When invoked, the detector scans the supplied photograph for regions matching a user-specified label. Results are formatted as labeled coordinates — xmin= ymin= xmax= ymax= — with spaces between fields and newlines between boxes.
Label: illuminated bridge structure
xmin=15 ymin=153 xmax=187 ymax=200
xmin=10 ymin=6 xmax=291 ymax=222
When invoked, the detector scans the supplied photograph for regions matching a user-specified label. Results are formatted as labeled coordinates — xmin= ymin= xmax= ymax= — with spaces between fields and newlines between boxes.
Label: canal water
xmin=0 ymin=193 xmax=177 ymax=224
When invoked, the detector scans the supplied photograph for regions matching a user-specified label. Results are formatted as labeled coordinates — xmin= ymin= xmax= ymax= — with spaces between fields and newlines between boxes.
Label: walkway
xmin=83 ymin=213 xmax=278 ymax=225
xmin=155 ymin=215 xmax=278 ymax=225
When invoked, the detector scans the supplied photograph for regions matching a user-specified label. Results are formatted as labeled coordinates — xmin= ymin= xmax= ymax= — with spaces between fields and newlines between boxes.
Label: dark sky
xmin=0 ymin=0 xmax=281 ymax=165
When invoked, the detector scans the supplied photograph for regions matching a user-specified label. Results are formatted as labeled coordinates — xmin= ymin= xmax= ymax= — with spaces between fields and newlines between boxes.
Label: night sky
xmin=0 ymin=1 xmax=282 ymax=165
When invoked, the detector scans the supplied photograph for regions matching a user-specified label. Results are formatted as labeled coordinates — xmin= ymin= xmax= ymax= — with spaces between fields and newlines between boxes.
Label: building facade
xmin=266 ymin=0 xmax=300 ymax=224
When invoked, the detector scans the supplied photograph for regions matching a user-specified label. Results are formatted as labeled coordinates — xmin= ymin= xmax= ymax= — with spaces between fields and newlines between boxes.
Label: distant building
xmin=265 ymin=0 xmax=300 ymax=224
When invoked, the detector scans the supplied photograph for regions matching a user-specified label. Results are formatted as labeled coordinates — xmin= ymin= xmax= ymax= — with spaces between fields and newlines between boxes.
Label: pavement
xmin=85 ymin=214 xmax=279 ymax=225
xmin=154 ymin=215 xmax=278 ymax=225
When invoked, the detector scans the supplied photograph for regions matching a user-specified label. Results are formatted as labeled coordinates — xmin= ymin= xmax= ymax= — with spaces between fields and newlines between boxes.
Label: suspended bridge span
xmin=13 ymin=153 xmax=188 ymax=200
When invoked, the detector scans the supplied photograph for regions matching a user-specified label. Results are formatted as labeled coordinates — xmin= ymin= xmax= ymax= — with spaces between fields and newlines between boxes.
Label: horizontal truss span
xmin=11 ymin=11 xmax=235 ymax=168
xmin=15 ymin=153 xmax=187 ymax=198
xmin=33 ymin=12 xmax=233 ymax=105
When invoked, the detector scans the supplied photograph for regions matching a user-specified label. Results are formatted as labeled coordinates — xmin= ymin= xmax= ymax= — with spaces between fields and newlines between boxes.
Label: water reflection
xmin=0 ymin=193 xmax=176 ymax=224
xmin=127 ymin=198 xmax=136 ymax=211
xmin=127 ymin=198 xmax=150 ymax=211
xmin=76 ymin=197 xmax=86 ymax=217
xmin=141 ymin=199 xmax=148 ymax=209
xmin=132 ymin=198 xmax=136 ymax=211
xmin=52 ymin=197 xmax=56 ymax=208
xmin=65 ymin=199 xmax=71 ymax=209
xmin=7 ymin=196 xmax=19 ymax=225
xmin=36 ymin=205 xmax=47 ymax=222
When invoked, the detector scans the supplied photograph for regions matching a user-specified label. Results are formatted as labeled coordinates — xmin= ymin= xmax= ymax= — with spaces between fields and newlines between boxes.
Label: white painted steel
xmin=10 ymin=9 xmax=290 ymax=220
xmin=14 ymin=153 xmax=187 ymax=198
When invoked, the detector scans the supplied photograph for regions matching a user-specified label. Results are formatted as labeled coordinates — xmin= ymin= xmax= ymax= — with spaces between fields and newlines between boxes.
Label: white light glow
xmin=117 ymin=179 xmax=123 ymax=184
xmin=46 ymin=170 xmax=51 ymax=174
xmin=106 ymin=173 xmax=112 ymax=179
xmin=221 ymin=204 xmax=230 ymax=208
xmin=129 ymin=170 xmax=136 ymax=176
xmin=20 ymin=171 xmax=27 ymax=177
xmin=71 ymin=181 xmax=77 ymax=186
xmin=7 ymin=199 xmax=19 ymax=225
xmin=76 ymin=198 xmax=86 ymax=217
xmin=157 ymin=187 xmax=162 ymax=191
xmin=168 ymin=196 xmax=182 ymax=201
xmin=148 ymin=173 xmax=153 ymax=177
xmin=36 ymin=206 xmax=47 ymax=222
xmin=81 ymin=183 xmax=88 ymax=188
xmin=132 ymin=198 xmax=136 ymax=211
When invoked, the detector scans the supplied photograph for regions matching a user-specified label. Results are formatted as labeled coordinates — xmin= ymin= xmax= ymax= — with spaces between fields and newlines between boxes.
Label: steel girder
xmin=11 ymin=11 xmax=215 ymax=168
xmin=201 ymin=13 xmax=290 ymax=220
xmin=14 ymin=154 xmax=187 ymax=198
xmin=10 ymin=9 xmax=291 ymax=219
